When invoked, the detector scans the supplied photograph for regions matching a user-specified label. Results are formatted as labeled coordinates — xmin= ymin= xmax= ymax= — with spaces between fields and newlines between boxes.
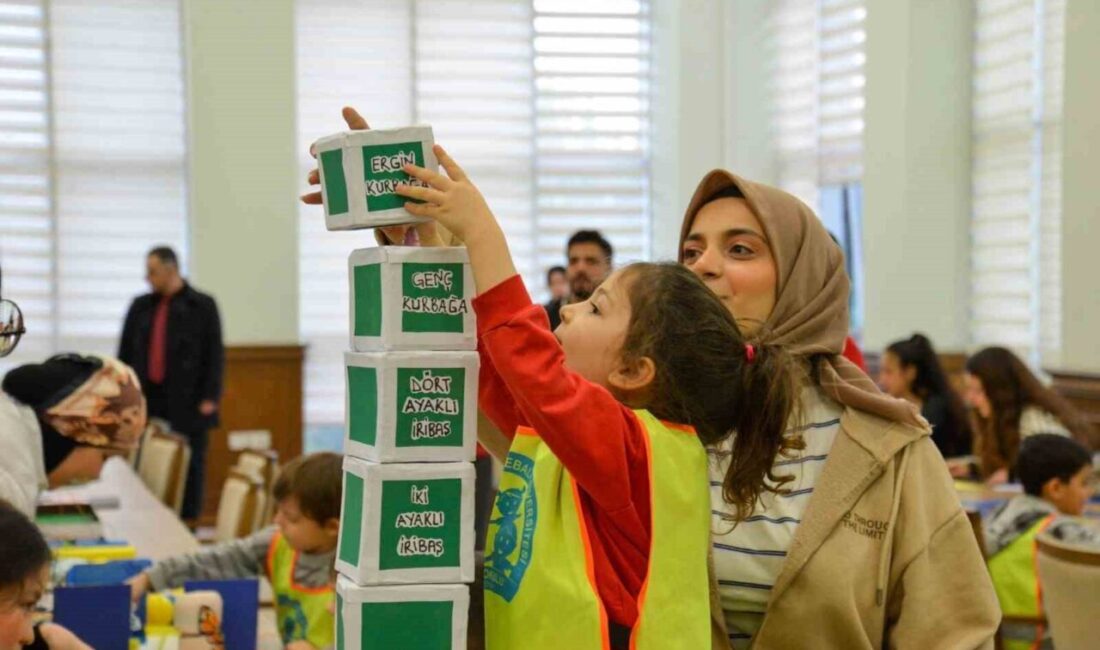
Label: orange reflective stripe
xmin=629 ymin=413 xmax=656 ymax=650
xmin=571 ymin=476 xmax=610 ymax=650
xmin=265 ymin=531 xmax=280 ymax=580
xmin=1029 ymin=515 xmax=1056 ymax=650
xmin=515 ymin=426 xmax=539 ymax=438
xmin=659 ymin=420 xmax=697 ymax=436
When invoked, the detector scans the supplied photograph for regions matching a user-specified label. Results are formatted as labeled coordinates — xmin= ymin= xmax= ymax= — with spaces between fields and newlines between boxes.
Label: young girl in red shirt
xmin=394 ymin=147 xmax=799 ymax=649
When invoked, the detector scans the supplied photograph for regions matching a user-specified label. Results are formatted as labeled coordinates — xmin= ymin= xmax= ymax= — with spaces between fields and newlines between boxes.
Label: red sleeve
xmin=473 ymin=275 xmax=649 ymax=514
xmin=843 ymin=335 xmax=869 ymax=373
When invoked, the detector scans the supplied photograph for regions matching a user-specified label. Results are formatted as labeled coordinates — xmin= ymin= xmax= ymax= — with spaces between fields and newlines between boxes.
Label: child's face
xmin=0 ymin=567 xmax=46 ymax=650
xmin=556 ymin=269 xmax=637 ymax=390
xmin=273 ymin=497 xmax=339 ymax=554
xmin=1044 ymin=465 xmax=1096 ymax=516
xmin=877 ymin=352 xmax=916 ymax=398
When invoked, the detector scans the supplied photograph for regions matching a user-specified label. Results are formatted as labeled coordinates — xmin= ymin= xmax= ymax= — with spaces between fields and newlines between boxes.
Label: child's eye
xmin=590 ymin=303 xmax=601 ymax=315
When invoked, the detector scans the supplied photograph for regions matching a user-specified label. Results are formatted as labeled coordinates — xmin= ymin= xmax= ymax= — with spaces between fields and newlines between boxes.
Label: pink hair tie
xmin=745 ymin=344 xmax=756 ymax=364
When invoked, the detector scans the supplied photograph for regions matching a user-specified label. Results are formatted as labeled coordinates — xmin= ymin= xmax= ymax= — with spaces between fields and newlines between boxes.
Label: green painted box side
xmin=321 ymin=149 xmax=348 ymax=215
xmin=353 ymin=263 xmax=383 ymax=337
xmin=347 ymin=366 xmax=379 ymax=447
xmin=378 ymin=478 xmax=462 ymax=571
xmin=401 ymin=262 xmax=467 ymax=334
xmin=394 ymin=367 xmax=466 ymax=448
xmin=359 ymin=601 xmax=453 ymax=649
xmin=339 ymin=472 xmax=365 ymax=567
xmin=361 ymin=141 xmax=425 ymax=212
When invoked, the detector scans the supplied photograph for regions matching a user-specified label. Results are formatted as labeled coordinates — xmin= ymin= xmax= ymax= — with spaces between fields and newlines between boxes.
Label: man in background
xmin=118 ymin=247 xmax=223 ymax=523
xmin=544 ymin=230 xmax=613 ymax=330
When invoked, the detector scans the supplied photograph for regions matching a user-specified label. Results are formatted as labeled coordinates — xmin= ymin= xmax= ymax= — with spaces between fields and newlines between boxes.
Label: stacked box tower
xmin=318 ymin=128 xmax=476 ymax=650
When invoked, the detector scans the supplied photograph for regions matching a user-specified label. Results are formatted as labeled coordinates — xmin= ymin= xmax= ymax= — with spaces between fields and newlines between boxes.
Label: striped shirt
xmin=710 ymin=386 xmax=843 ymax=648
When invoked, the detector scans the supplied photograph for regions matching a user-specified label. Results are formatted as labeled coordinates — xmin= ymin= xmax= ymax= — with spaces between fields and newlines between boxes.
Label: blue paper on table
xmin=54 ymin=584 xmax=130 ymax=650
xmin=186 ymin=578 xmax=259 ymax=650
xmin=66 ymin=558 xmax=152 ymax=585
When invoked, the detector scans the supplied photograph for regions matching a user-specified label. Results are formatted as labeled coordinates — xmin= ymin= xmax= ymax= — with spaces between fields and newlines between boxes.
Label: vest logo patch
xmin=485 ymin=451 xmax=537 ymax=602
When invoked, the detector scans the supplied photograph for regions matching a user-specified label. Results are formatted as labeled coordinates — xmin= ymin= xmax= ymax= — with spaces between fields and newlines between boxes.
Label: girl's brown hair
xmin=966 ymin=347 xmax=1096 ymax=477
xmin=618 ymin=263 xmax=802 ymax=521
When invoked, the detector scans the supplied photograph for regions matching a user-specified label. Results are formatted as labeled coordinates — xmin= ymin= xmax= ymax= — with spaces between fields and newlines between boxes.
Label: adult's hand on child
xmin=301 ymin=106 xmax=369 ymax=206
xmin=127 ymin=572 xmax=151 ymax=603
xmin=299 ymin=106 xmax=445 ymax=248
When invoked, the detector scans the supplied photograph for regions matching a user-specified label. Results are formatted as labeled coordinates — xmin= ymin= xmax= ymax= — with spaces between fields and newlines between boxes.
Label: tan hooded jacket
xmin=683 ymin=171 xmax=1000 ymax=649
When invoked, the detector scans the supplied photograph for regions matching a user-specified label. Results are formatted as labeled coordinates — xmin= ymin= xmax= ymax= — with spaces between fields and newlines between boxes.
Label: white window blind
xmin=0 ymin=0 xmax=187 ymax=371
xmin=971 ymin=0 xmax=1064 ymax=364
xmin=533 ymin=0 xmax=651 ymax=272
xmin=296 ymin=0 xmax=651 ymax=426
xmin=767 ymin=0 xmax=865 ymax=211
xmin=0 ymin=0 xmax=53 ymax=370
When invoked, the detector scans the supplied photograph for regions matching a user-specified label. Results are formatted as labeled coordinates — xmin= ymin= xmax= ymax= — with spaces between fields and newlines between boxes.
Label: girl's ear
xmin=609 ymin=356 xmax=657 ymax=393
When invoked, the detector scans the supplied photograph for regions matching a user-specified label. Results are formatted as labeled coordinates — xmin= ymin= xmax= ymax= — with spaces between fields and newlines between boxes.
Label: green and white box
xmin=335 ymin=577 xmax=468 ymax=650
xmin=348 ymin=246 xmax=476 ymax=351
xmin=344 ymin=351 xmax=478 ymax=463
xmin=337 ymin=457 xmax=475 ymax=585
xmin=314 ymin=126 xmax=437 ymax=231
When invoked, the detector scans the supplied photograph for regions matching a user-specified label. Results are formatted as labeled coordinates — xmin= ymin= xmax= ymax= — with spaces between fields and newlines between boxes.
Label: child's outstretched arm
xmin=396 ymin=155 xmax=650 ymax=519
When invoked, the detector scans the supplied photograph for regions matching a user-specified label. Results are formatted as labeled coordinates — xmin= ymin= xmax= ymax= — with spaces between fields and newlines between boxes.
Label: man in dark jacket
xmin=118 ymin=247 xmax=223 ymax=521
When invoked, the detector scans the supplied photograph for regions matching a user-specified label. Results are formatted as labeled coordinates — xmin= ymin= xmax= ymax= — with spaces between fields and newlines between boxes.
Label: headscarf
xmin=3 ymin=354 xmax=146 ymax=451
xmin=679 ymin=169 xmax=922 ymax=427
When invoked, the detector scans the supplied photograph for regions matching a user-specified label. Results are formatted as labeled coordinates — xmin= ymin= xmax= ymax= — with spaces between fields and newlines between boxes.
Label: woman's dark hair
xmin=886 ymin=334 xmax=971 ymax=457
xmin=1016 ymin=434 xmax=1092 ymax=498
xmin=618 ymin=263 xmax=801 ymax=521
xmin=0 ymin=500 xmax=51 ymax=600
xmin=966 ymin=347 xmax=1096 ymax=477
xmin=546 ymin=266 xmax=566 ymax=285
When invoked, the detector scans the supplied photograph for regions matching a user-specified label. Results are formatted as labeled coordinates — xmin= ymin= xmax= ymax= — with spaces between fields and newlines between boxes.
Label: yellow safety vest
xmin=266 ymin=532 xmax=336 ymax=649
xmin=988 ymin=514 xmax=1055 ymax=650
xmin=484 ymin=410 xmax=711 ymax=649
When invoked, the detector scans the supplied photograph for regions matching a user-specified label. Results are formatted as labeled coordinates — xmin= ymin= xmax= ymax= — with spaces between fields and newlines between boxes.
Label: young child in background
xmin=394 ymin=148 xmax=800 ymax=649
xmin=130 ymin=452 xmax=342 ymax=650
xmin=983 ymin=434 xmax=1099 ymax=650
xmin=0 ymin=500 xmax=91 ymax=650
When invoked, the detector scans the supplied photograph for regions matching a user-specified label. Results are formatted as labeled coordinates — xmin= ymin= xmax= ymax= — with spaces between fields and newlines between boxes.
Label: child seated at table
xmin=129 ymin=452 xmax=342 ymax=650
xmin=0 ymin=500 xmax=92 ymax=650
xmin=983 ymin=434 xmax=1099 ymax=650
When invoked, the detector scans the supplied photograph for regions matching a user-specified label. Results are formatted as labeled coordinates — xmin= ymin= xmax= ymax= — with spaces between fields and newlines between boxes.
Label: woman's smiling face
xmin=681 ymin=197 xmax=778 ymax=336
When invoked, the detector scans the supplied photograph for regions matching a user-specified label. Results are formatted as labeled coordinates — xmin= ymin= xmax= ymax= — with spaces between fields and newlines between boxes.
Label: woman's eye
xmin=682 ymin=248 xmax=701 ymax=262
xmin=729 ymin=243 xmax=754 ymax=256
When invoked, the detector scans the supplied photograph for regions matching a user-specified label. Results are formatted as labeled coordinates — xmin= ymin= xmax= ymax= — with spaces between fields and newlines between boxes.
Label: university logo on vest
xmin=485 ymin=451 xmax=537 ymax=602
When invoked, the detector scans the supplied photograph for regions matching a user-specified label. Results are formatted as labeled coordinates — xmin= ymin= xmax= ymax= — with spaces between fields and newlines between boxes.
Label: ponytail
xmin=715 ymin=343 xmax=804 ymax=522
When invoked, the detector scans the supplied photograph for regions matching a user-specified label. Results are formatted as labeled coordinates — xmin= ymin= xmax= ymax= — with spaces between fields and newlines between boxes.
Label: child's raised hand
xmin=396 ymin=145 xmax=497 ymax=246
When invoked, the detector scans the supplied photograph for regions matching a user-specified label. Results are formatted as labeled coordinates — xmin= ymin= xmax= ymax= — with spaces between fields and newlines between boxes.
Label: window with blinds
xmin=296 ymin=0 xmax=651 ymax=428
xmin=767 ymin=0 xmax=865 ymax=211
xmin=0 ymin=0 xmax=187 ymax=371
xmin=971 ymin=0 xmax=1064 ymax=364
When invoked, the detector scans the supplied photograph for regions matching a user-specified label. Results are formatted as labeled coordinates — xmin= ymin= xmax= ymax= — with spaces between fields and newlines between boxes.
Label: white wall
xmin=861 ymin=0 xmax=973 ymax=352
xmin=650 ymin=0 xmax=729 ymax=261
xmin=183 ymin=0 xmax=300 ymax=345
xmin=1059 ymin=0 xmax=1100 ymax=373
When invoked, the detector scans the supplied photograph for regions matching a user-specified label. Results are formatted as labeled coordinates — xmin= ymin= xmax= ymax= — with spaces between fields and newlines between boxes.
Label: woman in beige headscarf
xmin=680 ymin=170 xmax=999 ymax=649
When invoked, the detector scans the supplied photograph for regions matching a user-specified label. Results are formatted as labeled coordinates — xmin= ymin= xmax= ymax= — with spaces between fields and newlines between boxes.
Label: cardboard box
xmin=335 ymin=577 xmax=468 ymax=650
xmin=314 ymin=126 xmax=438 ymax=231
xmin=337 ymin=457 xmax=475 ymax=585
xmin=348 ymin=246 xmax=476 ymax=351
xmin=344 ymin=351 xmax=478 ymax=463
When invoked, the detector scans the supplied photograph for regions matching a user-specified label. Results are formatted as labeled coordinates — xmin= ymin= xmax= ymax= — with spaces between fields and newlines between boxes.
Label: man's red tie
xmin=148 ymin=295 xmax=170 ymax=384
